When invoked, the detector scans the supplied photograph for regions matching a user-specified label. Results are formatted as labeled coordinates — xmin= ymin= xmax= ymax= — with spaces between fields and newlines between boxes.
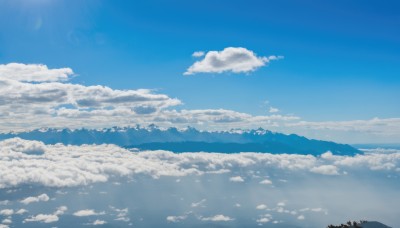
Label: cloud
xmin=92 ymin=220 xmax=107 ymax=225
xmin=20 ymin=194 xmax=50 ymax=204
xmin=297 ymin=215 xmax=305 ymax=220
xmin=310 ymin=165 xmax=339 ymax=175
xmin=192 ymin=51 xmax=205 ymax=57
xmin=0 ymin=138 xmax=399 ymax=189
xmin=73 ymin=209 xmax=105 ymax=217
xmin=15 ymin=209 xmax=28 ymax=215
xmin=200 ymin=214 xmax=234 ymax=222
xmin=166 ymin=215 xmax=187 ymax=223
xmin=24 ymin=214 xmax=59 ymax=223
xmin=0 ymin=63 xmax=73 ymax=82
xmin=256 ymin=217 xmax=270 ymax=223
xmin=0 ymin=209 xmax=13 ymax=216
xmin=259 ymin=179 xmax=272 ymax=185
xmin=184 ymin=47 xmax=282 ymax=75
xmin=256 ymin=204 xmax=268 ymax=210
xmin=229 ymin=176 xmax=244 ymax=182
xmin=55 ymin=206 xmax=68 ymax=216
xmin=23 ymin=205 xmax=67 ymax=223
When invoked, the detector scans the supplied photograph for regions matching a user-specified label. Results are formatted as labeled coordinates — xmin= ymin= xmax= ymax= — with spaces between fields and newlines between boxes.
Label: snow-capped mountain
xmin=0 ymin=125 xmax=360 ymax=155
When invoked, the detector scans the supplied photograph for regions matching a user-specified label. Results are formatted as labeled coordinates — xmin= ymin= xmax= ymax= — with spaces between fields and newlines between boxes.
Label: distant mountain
xmin=0 ymin=125 xmax=360 ymax=155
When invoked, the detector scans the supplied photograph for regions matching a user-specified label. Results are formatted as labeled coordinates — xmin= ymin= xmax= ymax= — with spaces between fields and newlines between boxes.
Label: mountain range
xmin=0 ymin=125 xmax=360 ymax=155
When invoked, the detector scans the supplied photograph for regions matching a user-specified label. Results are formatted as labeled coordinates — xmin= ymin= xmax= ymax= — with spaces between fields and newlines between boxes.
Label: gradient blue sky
xmin=0 ymin=0 xmax=399 ymax=142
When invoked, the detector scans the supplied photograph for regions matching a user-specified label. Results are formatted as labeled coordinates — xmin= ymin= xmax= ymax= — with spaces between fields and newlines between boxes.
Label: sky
xmin=0 ymin=0 xmax=399 ymax=143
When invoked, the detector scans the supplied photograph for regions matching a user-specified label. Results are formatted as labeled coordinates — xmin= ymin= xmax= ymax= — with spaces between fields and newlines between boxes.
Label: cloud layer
xmin=184 ymin=47 xmax=282 ymax=75
xmin=0 ymin=139 xmax=399 ymax=227
xmin=0 ymin=138 xmax=399 ymax=189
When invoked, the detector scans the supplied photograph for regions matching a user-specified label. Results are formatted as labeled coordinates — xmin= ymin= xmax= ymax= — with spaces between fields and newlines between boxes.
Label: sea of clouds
xmin=0 ymin=138 xmax=399 ymax=227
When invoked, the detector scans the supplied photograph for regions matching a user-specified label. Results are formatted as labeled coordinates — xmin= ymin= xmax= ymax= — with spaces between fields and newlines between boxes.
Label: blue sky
xmin=0 ymin=0 xmax=399 ymax=143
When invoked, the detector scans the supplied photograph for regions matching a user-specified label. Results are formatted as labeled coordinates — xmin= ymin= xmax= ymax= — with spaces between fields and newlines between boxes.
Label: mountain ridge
xmin=0 ymin=125 xmax=360 ymax=155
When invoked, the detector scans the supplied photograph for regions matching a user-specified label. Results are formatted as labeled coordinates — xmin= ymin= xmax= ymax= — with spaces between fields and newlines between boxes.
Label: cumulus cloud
xmin=0 ymin=209 xmax=13 ymax=216
xmin=0 ymin=63 xmax=73 ymax=82
xmin=184 ymin=47 xmax=282 ymax=75
xmin=73 ymin=209 xmax=105 ymax=217
xmin=166 ymin=215 xmax=187 ymax=223
xmin=15 ymin=209 xmax=28 ymax=215
xmin=256 ymin=204 xmax=268 ymax=210
xmin=20 ymin=194 xmax=50 ymax=204
xmin=229 ymin=176 xmax=244 ymax=182
xmin=256 ymin=217 xmax=270 ymax=223
xmin=259 ymin=179 xmax=272 ymax=185
xmin=24 ymin=214 xmax=59 ymax=223
xmin=200 ymin=214 xmax=234 ymax=222
xmin=23 ymin=205 xmax=67 ymax=223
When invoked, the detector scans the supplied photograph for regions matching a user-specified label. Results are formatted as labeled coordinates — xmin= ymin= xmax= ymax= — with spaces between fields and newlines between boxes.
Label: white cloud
xmin=259 ymin=179 xmax=272 ymax=185
xmin=310 ymin=165 xmax=339 ymax=175
xmin=256 ymin=204 xmax=268 ymax=210
xmin=15 ymin=209 xmax=28 ymax=214
xmin=92 ymin=220 xmax=107 ymax=225
xmin=20 ymin=194 xmax=49 ymax=204
xmin=256 ymin=217 xmax=270 ymax=223
xmin=24 ymin=214 xmax=59 ymax=223
xmin=297 ymin=215 xmax=305 ymax=220
xmin=200 ymin=214 xmax=234 ymax=222
xmin=192 ymin=51 xmax=205 ymax=57
xmin=184 ymin=47 xmax=282 ymax=75
xmin=0 ymin=209 xmax=13 ymax=216
xmin=0 ymin=63 xmax=73 ymax=82
xmin=166 ymin=215 xmax=187 ymax=222
xmin=229 ymin=176 xmax=244 ymax=182
xmin=23 ymin=206 xmax=66 ymax=224
xmin=73 ymin=209 xmax=104 ymax=217
xmin=55 ymin=206 xmax=68 ymax=215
